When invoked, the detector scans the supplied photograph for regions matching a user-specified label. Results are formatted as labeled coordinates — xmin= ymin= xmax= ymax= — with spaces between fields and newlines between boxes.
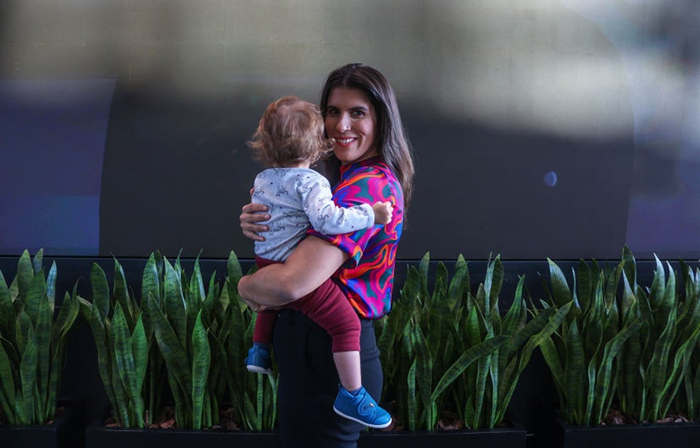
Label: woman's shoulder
xmin=343 ymin=159 xmax=398 ymax=186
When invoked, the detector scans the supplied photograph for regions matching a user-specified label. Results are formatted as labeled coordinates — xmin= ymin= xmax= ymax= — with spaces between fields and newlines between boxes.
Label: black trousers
xmin=273 ymin=309 xmax=383 ymax=448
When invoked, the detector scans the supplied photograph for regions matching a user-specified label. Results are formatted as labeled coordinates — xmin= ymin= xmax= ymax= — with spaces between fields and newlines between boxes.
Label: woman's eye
xmin=351 ymin=110 xmax=364 ymax=118
xmin=326 ymin=108 xmax=339 ymax=116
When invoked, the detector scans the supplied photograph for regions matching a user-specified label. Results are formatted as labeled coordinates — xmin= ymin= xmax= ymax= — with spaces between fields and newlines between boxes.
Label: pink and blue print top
xmin=308 ymin=156 xmax=404 ymax=319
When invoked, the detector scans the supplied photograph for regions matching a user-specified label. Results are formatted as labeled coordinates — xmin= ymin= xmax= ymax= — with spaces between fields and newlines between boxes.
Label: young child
xmin=244 ymin=96 xmax=393 ymax=429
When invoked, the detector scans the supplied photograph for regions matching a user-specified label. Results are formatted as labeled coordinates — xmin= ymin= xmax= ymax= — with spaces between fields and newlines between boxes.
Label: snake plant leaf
xmin=15 ymin=310 xmax=32 ymax=361
xmin=54 ymin=292 xmax=80 ymax=341
xmin=472 ymin=355 xmax=492 ymax=428
xmin=192 ymin=311 xmax=211 ymax=429
xmin=191 ymin=311 xmax=210 ymax=429
xmin=226 ymin=288 xmax=246 ymax=392
xmin=447 ymin=255 xmax=468 ymax=312
xmin=131 ymin=315 xmax=148 ymax=407
xmin=621 ymin=246 xmax=637 ymax=288
xmin=113 ymin=303 xmax=139 ymax=409
xmin=46 ymin=262 xmax=57 ymax=314
xmin=163 ymin=258 xmax=188 ymax=349
xmin=142 ymin=253 xmax=161 ymax=310
xmin=110 ymin=353 xmax=131 ymax=426
xmin=648 ymin=306 xmax=677 ymax=417
xmin=35 ymin=297 xmax=52 ymax=418
xmin=484 ymin=255 xmax=503 ymax=318
xmin=256 ymin=373 xmax=264 ymax=431
xmin=91 ymin=264 xmax=111 ymax=321
xmin=0 ymin=341 xmax=16 ymax=423
xmin=31 ymin=249 xmax=43 ymax=275
xmin=547 ymin=259 xmax=574 ymax=308
xmin=593 ymin=316 xmax=645 ymax=422
xmin=411 ymin=326 xmax=433 ymax=425
xmin=501 ymin=277 xmax=526 ymax=338
xmin=465 ymin=303 xmax=483 ymax=347
xmin=242 ymin=391 xmax=257 ymax=431
xmin=148 ymin=293 xmax=192 ymax=391
xmin=186 ymin=259 xmax=206 ymax=333
xmin=226 ymin=251 xmax=243 ymax=291
xmin=431 ymin=262 xmax=449 ymax=307
xmin=658 ymin=326 xmax=700 ymax=418
xmin=406 ymin=359 xmax=417 ymax=431
xmin=648 ymin=255 xmax=665 ymax=310
xmin=431 ymin=335 xmax=509 ymax=402
xmin=418 ymin=252 xmax=430 ymax=303
xmin=662 ymin=262 xmax=677 ymax=310
xmin=507 ymin=304 xmax=556 ymax=358
xmin=692 ymin=357 xmax=700 ymax=420
xmin=0 ymin=270 xmax=13 ymax=341
xmin=425 ymin=295 xmax=450 ymax=377
xmin=564 ymin=319 xmax=585 ymax=422
xmin=603 ymin=261 xmax=624 ymax=311
xmin=16 ymin=250 xmax=33 ymax=300
xmin=113 ymin=260 xmax=134 ymax=328
xmin=18 ymin=329 xmax=38 ymax=425
xmin=88 ymin=302 xmax=118 ymax=416
xmin=540 ymin=336 xmax=565 ymax=392
xmin=24 ymin=271 xmax=47 ymax=327
xmin=576 ymin=260 xmax=594 ymax=315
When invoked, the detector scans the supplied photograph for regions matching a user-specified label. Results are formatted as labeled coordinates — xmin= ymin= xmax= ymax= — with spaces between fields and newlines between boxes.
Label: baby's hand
xmin=372 ymin=201 xmax=393 ymax=225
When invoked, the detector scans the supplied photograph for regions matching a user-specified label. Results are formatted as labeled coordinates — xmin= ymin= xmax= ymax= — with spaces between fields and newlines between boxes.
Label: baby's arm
xmin=300 ymin=175 xmax=390 ymax=235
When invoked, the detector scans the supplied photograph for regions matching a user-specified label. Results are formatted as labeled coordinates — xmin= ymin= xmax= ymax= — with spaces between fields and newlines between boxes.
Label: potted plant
xmin=364 ymin=253 xmax=568 ymax=447
xmin=83 ymin=251 xmax=280 ymax=448
xmin=0 ymin=249 xmax=82 ymax=448
xmin=537 ymin=247 xmax=700 ymax=448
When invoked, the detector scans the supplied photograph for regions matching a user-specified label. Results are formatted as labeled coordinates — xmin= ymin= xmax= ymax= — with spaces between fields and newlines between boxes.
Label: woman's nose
xmin=336 ymin=114 xmax=351 ymax=132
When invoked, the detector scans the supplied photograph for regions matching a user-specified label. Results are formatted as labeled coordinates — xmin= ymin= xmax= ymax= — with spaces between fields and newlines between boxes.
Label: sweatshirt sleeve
xmin=298 ymin=173 xmax=375 ymax=235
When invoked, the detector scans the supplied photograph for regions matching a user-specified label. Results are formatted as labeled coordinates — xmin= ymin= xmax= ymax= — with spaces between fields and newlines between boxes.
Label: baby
xmin=244 ymin=96 xmax=392 ymax=429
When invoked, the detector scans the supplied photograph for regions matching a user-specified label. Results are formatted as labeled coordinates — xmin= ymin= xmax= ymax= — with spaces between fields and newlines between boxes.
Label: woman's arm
xmin=238 ymin=235 xmax=349 ymax=308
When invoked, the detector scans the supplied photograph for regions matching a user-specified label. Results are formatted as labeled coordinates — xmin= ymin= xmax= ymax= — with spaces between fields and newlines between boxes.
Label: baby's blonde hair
xmin=248 ymin=96 xmax=327 ymax=167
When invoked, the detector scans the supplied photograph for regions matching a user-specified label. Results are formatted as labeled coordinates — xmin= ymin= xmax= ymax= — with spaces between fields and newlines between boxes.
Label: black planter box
xmin=86 ymin=414 xmax=527 ymax=448
xmin=538 ymin=405 xmax=700 ymax=448
xmin=358 ymin=422 xmax=528 ymax=448
xmin=85 ymin=420 xmax=282 ymax=448
xmin=0 ymin=398 xmax=85 ymax=448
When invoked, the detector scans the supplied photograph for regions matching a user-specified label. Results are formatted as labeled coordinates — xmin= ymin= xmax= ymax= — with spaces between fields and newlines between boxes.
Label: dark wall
xmin=2 ymin=1 xmax=699 ymax=261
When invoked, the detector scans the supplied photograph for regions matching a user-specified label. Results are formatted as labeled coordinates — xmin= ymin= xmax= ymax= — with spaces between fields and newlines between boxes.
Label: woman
xmin=238 ymin=63 xmax=414 ymax=448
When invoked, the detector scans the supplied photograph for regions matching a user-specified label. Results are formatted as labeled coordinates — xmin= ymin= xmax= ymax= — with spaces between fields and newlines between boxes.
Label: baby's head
xmin=248 ymin=96 xmax=328 ymax=167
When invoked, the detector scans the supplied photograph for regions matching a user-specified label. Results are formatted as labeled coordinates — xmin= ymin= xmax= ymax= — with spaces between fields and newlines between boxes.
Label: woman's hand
xmin=240 ymin=202 xmax=270 ymax=242
xmin=239 ymin=293 xmax=269 ymax=313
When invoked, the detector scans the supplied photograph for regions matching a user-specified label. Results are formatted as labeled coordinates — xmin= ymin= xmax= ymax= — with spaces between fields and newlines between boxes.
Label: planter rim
xmin=0 ymin=397 xmax=80 ymax=430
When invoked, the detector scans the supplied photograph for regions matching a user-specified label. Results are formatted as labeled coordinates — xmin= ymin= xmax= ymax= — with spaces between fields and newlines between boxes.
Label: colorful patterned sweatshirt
xmin=308 ymin=156 xmax=404 ymax=319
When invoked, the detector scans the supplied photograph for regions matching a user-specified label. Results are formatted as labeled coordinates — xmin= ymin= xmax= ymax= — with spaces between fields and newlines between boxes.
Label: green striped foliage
xmin=539 ymin=253 xmax=644 ymax=426
xmin=617 ymin=249 xmax=700 ymax=423
xmin=223 ymin=251 xmax=277 ymax=431
xmin=0 ymin=249 xmax=80 ymax=425
xmin=377 ymin=253 xmax=568 ymax=430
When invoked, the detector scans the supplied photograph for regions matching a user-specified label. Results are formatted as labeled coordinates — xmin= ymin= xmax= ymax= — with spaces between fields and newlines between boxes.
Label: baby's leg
xmin=253 ymin=310 xmax=278 ymax=345
xmin=333 ymin=351 xmax=362 ymax=391
xmin=286 ymin=277 xmax=361 ymax=391
xmin=286 ymin=279 xmax=391 ymax=428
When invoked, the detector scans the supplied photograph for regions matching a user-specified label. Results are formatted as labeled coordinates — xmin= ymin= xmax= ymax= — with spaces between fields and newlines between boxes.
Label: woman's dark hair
xmin=248 ymin=96 xmax=327 ymax=167
xmin=320 ymin=63 xmax=415 ymax=207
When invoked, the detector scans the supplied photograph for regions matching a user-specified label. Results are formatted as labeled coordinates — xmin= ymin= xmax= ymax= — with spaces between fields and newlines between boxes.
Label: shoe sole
xmin=333 ymin=406 xmax=392 ymax=429
xmin=247 ymin=365 xmax=272 ymax=375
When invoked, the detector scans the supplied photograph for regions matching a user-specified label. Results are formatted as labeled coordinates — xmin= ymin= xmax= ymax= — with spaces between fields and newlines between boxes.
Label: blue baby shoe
xmin=332 ymin=385 xmax=392 ymax=429
xmin=245 ymin=343 xmax=272 ymax=375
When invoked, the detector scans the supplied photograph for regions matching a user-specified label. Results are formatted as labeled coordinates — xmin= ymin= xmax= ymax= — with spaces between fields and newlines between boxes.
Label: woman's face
xmin=325 ymin=87 xmax=378 ymax=165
